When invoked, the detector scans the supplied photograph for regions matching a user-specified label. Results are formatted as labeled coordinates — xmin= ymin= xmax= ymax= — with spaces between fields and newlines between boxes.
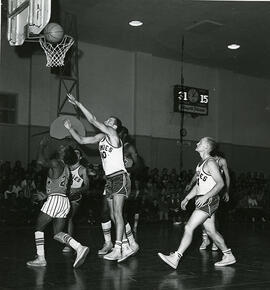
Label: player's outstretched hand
xmin=63 ymin=119 xmax=72 ymax=130
xmin=67 ymin=93 xmax=77 ymax=105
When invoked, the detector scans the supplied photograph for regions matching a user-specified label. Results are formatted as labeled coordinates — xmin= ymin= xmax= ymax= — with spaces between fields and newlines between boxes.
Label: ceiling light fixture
xmin=227 ymin=43 xmax=240 ymax=50
xmin=129 ymin=20 xmax=143 ymax=27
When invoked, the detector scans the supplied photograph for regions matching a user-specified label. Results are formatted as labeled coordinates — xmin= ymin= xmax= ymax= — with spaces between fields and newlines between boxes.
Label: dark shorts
xmin=105 ymin=171 xmax=131 ymax=199
xmin=69 ymin=192 xmax=82 ymax=203
xmin=195 ymin=195 xmax=220 ymax=217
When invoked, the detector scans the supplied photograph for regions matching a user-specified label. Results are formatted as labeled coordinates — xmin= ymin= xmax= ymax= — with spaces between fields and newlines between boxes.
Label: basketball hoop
xmin=39 ymin=35 xmax=74 ymax=67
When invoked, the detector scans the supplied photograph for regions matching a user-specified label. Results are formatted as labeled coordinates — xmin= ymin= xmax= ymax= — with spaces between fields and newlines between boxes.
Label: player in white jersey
xmin=62 ymin=148 xmax=89 ymax=253
xmin=199 ymin=151 xmax=230 ymax=251
xmin=98 ymin=126 xmax=140 ymax=256
xmin=158 ymin=137 xmax=236 ymax=269
xmin=27 ymin=137 xmax=89 ymax=268
xmin=64 ymin=93 xmax=134 ymax=263
xmin=184 ymin=150 xmax=231 ymax=251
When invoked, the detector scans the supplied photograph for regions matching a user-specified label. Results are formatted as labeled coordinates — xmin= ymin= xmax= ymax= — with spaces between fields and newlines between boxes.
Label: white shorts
xmin=41 ymin=194 xmax=70 ymax=218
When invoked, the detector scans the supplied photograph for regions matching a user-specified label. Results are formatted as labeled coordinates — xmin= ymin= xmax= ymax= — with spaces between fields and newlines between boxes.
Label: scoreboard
xmin=173 ymin=85 xmax=209 ymax=115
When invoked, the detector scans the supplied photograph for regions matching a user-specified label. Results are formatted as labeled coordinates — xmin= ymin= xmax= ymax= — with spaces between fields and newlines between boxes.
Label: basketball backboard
xmin=7 ymin=0 xmax=51 ymax=46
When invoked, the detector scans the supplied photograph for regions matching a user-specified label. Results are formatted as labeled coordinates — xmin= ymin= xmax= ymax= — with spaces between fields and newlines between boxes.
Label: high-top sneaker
xmin=158 ymin=252 xmax=182 ymax=269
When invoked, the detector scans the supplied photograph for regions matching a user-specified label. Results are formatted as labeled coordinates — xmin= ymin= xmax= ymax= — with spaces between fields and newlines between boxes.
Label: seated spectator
xmin=12 ymin=160 xmax=25 ymax=180
xmin=4 ymin=184 xmax=16 ymax=200
xmin=247 ymin=193 xmax=267 ymax=223
xmin=21 ymin=173 xmax=36 ymax=199
xmin=158 ymin=195 xmax=169 ymax=222
xmin=11 ymin=179 xmax=22 ymax=198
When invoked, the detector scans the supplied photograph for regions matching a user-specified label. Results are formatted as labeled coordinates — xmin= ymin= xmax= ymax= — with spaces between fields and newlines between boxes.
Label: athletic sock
xmin=54 ymin=232 xmax=81 ymax=250
xmin=35 ymin=231 xmax=45 ymax=257
xmin=176 ymin=251 xmax=183 ymax=259
xmin=222 ymin=248 xmax=232 ymax=255
xmin=115 ymin=240 xmax=122 ymax=251
xmin=101 ymin=221 xmax=112 ymax=244
xmin=122 ymin=239 xmax=129 ymax=249
xmin=202 ymin=233 xmax=208 ymax=239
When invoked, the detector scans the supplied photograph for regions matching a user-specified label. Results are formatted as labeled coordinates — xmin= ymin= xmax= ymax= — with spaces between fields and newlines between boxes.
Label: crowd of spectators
xmin=0 ymin=159 xmax=269 ymax=227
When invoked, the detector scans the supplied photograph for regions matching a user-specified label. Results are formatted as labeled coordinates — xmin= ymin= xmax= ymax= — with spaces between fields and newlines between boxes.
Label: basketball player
xmin=98 ymin=126 xmax=139 ymax=255
xmin=185 ymin=149 xmax=230 ymax=251
xmin=62 ymin=148 xmax=89 ymax=253
xmin=158 ymin=137 xmax=236 ymax=269
xmin=200 ymin=150 xmax=230 ymax=251
xmin=120 ymin=126 xmax=143 ymax=235
xmin=27 ymin=137 xmax=89 ymax=268
xmin=64 ymin=93 xmax=134 ymax=262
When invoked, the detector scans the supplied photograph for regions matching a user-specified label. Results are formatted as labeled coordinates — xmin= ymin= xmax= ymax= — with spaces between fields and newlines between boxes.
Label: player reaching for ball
xmin=98 ymin=126 xmax=140 ymax=256
xmin=63 ymin=93 xmax=136 ymax=262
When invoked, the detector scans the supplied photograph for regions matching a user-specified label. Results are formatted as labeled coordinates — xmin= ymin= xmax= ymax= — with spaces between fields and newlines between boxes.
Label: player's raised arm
xmin=64 ymin=119 xmax=104 ymax=145
xmin=66 ymin=94 xmax=113 ymax=136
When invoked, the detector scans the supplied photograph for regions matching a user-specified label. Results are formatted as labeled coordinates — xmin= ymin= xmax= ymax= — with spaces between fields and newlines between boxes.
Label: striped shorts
xmin=195 ymin=195 xmax=220 ymax=217
xmin=41 ymin=194 xmax=70 ymax=218
xmin=105 ymin=171 xmax=131 ymax=199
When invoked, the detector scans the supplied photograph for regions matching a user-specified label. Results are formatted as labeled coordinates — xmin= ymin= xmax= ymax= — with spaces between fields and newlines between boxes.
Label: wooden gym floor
xmin=0 ymin=221 xmax=269 ymax=290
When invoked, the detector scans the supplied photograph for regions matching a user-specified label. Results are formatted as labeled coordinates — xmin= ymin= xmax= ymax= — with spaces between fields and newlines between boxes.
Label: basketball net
xmin=39 ymin=35 xmax=74 ymax=67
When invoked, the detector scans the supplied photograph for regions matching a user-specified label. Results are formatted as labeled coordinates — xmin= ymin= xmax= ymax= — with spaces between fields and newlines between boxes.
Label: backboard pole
xmin=27 ymin=55 xmax=33 ymax=164
xmin=0 ymin=0 xmax=2 ymax=62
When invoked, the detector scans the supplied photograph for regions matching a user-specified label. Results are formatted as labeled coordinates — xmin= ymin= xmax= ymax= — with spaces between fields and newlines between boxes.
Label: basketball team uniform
xmin=99 ymin=136 xmax=131 ymax=199
xmin=195 ymin=157 xmax=220 ymax=217
xmin=69 ymin=165 xmax=84 ymax=203
xmin=41 ymin=164 xmax=70 ymax=218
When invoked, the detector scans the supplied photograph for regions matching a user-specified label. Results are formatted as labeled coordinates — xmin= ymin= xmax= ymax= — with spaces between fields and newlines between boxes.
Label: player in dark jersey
xmin=64 ymin=93 xmax=134 ymax=262
xmin=27 ymin=137 xmax=89 ymax=268
xmin=62 ymin=148 xmax=89 ymax=253
xmin=120 ymin=126 xmax=144 ymax=235
xmin=158 ymin=137 xmax=236 ymax=269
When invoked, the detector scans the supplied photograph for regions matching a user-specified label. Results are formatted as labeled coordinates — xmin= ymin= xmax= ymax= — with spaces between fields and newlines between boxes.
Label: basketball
xmin=43 ymin=23 xmax=64 ymax=43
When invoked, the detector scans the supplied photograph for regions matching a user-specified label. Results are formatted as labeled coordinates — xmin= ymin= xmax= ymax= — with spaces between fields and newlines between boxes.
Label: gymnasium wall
xmin=0 ymin=40 xmax=270 ymax=173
